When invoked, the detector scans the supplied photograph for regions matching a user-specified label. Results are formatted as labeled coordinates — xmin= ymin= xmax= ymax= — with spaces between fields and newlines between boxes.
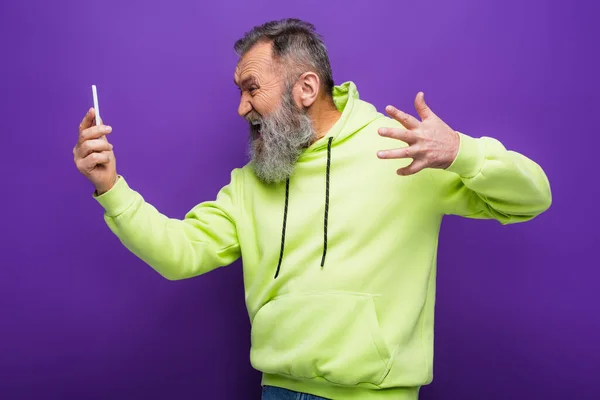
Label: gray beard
xmin=247 ymin=88 xmax=316 ymax=184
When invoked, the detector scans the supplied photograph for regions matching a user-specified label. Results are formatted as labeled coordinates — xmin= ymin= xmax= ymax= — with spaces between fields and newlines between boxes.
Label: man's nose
xmin=238 ymin=97 xmax=252 ymax=118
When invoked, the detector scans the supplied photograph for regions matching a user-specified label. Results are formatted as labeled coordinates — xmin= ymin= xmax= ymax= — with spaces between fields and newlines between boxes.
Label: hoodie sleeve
xmin=429 ymin=132 xmax=552 ymax=224
xmin=93 ymin=170 xmax=241 ymax=280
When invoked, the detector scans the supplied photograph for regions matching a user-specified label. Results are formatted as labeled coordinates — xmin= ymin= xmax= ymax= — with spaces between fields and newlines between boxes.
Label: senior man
xmin=74 ymin=18 xmax=551 ymax=400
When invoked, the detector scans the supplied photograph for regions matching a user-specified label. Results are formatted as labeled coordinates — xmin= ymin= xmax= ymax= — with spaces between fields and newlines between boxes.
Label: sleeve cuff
xmin=93 ymin=176 xmax=138 ymax=217
xmin=445 ymin=132 xmax=485 ymax=178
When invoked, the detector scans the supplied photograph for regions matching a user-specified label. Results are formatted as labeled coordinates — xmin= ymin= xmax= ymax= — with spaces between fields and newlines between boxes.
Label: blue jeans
xmin=261 ymin=385 xmax=329 ymax=400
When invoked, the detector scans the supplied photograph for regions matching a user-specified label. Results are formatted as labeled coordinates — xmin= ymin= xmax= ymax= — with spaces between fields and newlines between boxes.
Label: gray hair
xmin=233 ymin=18 xmax=335 ymax=97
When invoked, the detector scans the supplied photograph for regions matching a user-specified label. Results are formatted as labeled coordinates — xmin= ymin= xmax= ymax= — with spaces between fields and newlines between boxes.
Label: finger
xmin=78 ymin=124 xmax=112 ymax=145
xmin=377 ymin=145 xmax=419 ymax=160
xmin=414 ymin=92 xmax=434 ymax=120
xmin=93 ymin=114 xmax=103 ymax=127
xmin=77 ymin=138 xmax=113 ymax=158
xmin=79 ymin=108 xmax=96 ymax=133
xmin=78 ymin=151 xmax=111 ymax=171
xmin=378 ymin=127 xmax=418 ymax=144
xmin=397 ymin=159 xmax=428 ymax=176
xmin=385 ymin=105 xmax=421 ymax=129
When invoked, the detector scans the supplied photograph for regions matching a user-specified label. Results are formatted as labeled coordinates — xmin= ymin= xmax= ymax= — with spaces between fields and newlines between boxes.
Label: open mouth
xmin=250 ymin=120 xmax=262 ymax=139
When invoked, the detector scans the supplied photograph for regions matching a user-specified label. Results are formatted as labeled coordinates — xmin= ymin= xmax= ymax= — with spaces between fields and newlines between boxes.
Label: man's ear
xmin=294 ymin=71 xmax=320 ymax=108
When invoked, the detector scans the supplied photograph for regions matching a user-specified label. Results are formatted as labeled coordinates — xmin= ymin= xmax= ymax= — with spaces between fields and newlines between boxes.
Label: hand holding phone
xmin=73 ymin=85 xmax=118 ymax=195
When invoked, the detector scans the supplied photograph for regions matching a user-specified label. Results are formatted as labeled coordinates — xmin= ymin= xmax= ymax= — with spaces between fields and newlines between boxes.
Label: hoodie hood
xmin=302 ymin=81 xmax=382 ymax=154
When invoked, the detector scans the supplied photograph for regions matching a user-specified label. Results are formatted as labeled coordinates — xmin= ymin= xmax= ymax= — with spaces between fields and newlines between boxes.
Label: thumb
xmin=414 ymin=92 xmax=434 ymax=120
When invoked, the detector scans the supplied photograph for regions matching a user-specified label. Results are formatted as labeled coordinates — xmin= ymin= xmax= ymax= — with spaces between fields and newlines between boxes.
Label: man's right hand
xmin=74 ymin=107 xmax=118 ymax=195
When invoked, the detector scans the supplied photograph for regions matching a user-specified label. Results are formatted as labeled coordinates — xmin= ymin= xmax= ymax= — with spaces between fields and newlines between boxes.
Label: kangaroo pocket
xmin=250 ymin=292 xmax=392 ymax=386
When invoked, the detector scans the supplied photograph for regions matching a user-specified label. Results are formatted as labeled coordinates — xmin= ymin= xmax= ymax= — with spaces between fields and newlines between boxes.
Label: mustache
xmin=245 ymin=111 xmax=262 ymax=124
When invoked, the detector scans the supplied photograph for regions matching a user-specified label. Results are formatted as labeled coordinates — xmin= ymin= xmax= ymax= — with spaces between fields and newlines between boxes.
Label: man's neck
xmin=309 ymin=97 xmax=342 ymax=142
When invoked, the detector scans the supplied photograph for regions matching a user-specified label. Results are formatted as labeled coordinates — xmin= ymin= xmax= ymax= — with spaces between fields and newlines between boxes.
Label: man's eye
xmin=249 ymin=87 xmax=258 ymax=93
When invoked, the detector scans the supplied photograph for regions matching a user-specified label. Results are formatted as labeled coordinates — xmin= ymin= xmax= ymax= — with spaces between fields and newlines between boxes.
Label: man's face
xmin=235 ymin=41 xmax=285 ymax=121
xmin=234 ymin=42 xmax=315 ymax=184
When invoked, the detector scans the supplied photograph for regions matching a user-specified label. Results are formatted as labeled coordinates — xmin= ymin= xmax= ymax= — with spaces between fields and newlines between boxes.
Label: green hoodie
xmin=94 ymin=82 xmax=551 ymax=399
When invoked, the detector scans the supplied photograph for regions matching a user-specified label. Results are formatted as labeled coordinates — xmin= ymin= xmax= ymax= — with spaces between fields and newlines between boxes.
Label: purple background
xmin=1 ymin=0 xmax=598 ymax=399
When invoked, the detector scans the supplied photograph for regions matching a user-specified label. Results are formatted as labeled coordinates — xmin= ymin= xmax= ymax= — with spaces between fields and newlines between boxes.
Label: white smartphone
xmin=92 ymin=85 xmax=100 ymax=126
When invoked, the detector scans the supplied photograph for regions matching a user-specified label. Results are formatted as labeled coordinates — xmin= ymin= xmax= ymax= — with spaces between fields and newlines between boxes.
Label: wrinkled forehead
xmin=234 ymin=41 xmax=280 ymax=82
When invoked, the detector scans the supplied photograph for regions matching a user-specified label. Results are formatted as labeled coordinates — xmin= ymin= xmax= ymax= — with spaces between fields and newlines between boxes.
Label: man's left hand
xmin=377 ymin=92 xmax=460 ymax=175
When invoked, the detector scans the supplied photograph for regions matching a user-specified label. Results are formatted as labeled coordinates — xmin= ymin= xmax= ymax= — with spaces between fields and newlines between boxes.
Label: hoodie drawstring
xmin=274 ymin=137 xmax=333 ymax=279
xmin=320 ymin=137 xmax=333 ymax=267
xmin=273 ymin=178 xmax=290 ymax=279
